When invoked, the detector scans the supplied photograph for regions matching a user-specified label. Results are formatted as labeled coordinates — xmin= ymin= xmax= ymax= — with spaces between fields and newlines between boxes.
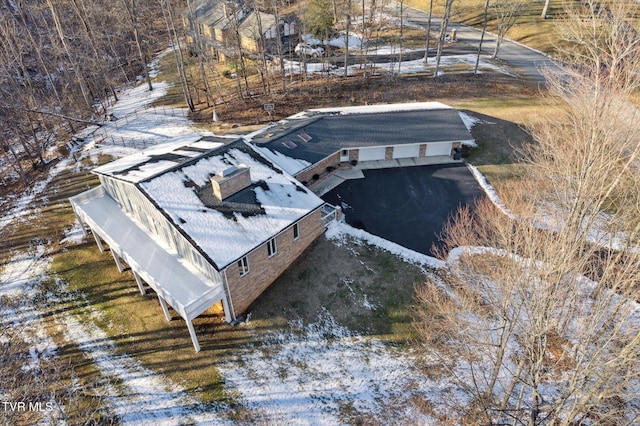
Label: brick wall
xmin=211 ymin=167 xmax=251 ymax=201
xmin=418 ymin=144 xmax=427 ymax=157
xmin=385 ymin=147 xmax=393 ymax=161
xmin=295 ymin=152 xmax=341 ymax=183
xmin=451 ymin=142 xmax=462 ymax=157
xmin=224 ymin=208 xmax=325 ymax=315
xmin=349 ymin=149 xmax=359 ymax=162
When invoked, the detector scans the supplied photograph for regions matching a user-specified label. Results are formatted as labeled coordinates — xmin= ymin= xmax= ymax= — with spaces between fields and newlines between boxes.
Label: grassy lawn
xmin=51 ymin=229 xmax=426 ymax=408
xmin=0 ymin=156 xmax=116 ymax=424
xmin=405 ymin=0 xmax=570 ymax=55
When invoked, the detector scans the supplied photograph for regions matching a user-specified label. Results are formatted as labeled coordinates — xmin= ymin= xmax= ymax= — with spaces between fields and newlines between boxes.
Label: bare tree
xmin=490 ymin=0 xmax=526 ymax=59
xmin=45 ymin=0 xmax=93 ymax=108
xmin=541 ymin=0 xmax=551 ymax=19
xmin=416 ymin=2 xmax=640 ymax=424
xmin=422 ymin=0 xmax=433 ymax=64
xmin=160 ymin=0 xmax=195 ymax=111
xmin=433 ymin=0 xmax=454 ymax=78
xmin=474 ymin=0 xmax=489 ymax=76
xmin=343 ymin=0 xmax=352 ymax=77
xmin=119 ymin=0 xmax=153 ymax=92
xmin=558 ymin=0 xmax=640 ymax=92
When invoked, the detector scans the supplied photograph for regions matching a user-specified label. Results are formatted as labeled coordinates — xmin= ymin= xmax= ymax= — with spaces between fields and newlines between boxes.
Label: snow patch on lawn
xmin=326 ymin=221 xmax=445 ymax=270
xmin=58 ymin=285 xmax=229 ymax=425
xmin=218 ymin=309 xmax=459 ymax=424
xmin=60 ymin=222 xmax=85 ymax=245
xmin=0 ymin=158 xmax=71 ymax=234
xmin=467 ymin=163 xmax=516 ymax=219
xmin=279 ymin=53 xmax=517 ymax=79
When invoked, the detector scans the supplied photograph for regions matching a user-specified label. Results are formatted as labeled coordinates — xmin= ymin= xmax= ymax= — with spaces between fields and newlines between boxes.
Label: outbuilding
xmin=250 ymin=102 xmax=475 ymax=183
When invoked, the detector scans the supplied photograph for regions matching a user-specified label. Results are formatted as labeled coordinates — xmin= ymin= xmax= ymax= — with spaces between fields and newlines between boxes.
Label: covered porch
xmin=70 ymin=186 xmax=229 ymax=352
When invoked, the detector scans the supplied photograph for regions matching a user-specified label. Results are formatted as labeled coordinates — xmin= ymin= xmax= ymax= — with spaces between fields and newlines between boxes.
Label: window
xmin=238 ymin=256 xmax=249 ymax=276
xmin=267 ymin=238 xmax=277 ymax=257
xmin=293 ymin=223 xmax=299 ymax=240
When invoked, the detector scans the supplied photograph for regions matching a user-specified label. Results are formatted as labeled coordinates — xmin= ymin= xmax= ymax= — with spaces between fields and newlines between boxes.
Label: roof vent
xmin=211 ymin=165 xmax=251 ymax=201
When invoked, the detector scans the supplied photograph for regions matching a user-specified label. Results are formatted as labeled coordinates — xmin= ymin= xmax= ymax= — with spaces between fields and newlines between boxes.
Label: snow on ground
xmin=0 ymin=231 xmax=228 ymax=424
xmin=0 ymin=77 xmax=230 ymax=424
xmin=467 ymin=163 xmax=516 ymax=220
xmin=58 ymin=279 xmax=229 ymax=425
xmin=425 ymin=54 xmax=519 ymax=77
xmin=532 ymin=202 xmax=640 ymax=253
xmin=218 ymin=309 xmax=466 ymax=425
xmin=326 ymin=221 xmax=445 ymax=271
xmin=281 ymin=53 xmax=517 ymax=79
xmin=468 ymin=164 xmax=640 ymax=252
xmin=302 ymin=33 xmax=366 ymax=50
xmin=0 ymin=158 xmax=71 ymax=235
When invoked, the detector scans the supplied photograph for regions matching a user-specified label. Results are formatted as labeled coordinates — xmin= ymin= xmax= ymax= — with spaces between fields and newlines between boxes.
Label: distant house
xmin=183 ymin=0 xmax=291 ymax=61
xmin=71 ymin=136 xmax=331 ymax=351
xmin=70 ymin=102 xmax=473 ymax=352
xmin=251 ymin=102 xmax=475 ymax=183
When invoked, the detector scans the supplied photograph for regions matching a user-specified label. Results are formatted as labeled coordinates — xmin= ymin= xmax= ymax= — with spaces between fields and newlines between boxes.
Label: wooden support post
xmin=158 ymin=295 xmax=172 ymax=322
xmin=111 ymin=250 xmax=124 ymax=273
xmin=72 ymin=207 xmax=88 ymax=237
xmin=186 ymin=319 xmax=201 ymax=352
xmin=93 ymin=232 xmax=105 ymax=252
xmin=221 ymin=296 xmax=232 ymax=323
xmin=133 ymin=271 xmax=146 ymax=295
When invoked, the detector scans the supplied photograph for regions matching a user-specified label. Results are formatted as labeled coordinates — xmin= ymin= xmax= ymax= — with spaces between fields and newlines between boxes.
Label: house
xmin=250 ymin=102 xmax=475 ymax=183
xmin=183 ymin=0 xmax=291 ymax=61
xmin=70 ymin=136 xmax=331 ymax=351
xmin=69 ymin=102 xmax=473 ymax=352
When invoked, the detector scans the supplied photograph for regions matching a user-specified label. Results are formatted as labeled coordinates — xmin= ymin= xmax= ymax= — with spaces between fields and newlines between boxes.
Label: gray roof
xmin=238 ymin=11 xmax=277 ymax=39
xmin=252 ymin=107 xmax=474 ymax=164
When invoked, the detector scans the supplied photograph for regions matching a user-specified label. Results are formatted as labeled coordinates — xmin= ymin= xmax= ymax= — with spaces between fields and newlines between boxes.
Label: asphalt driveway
xmin=322 ymin=163 xmax=484 ymax=256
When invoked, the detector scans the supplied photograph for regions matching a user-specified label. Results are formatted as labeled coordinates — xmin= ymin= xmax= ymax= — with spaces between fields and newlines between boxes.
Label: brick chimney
xmin=211 ymin=165 xmax=251 ymax=201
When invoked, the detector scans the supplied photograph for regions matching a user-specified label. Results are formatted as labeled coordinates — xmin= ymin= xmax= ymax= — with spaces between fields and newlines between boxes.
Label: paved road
xmin=383 ymin=1 xmax=562 ymax=83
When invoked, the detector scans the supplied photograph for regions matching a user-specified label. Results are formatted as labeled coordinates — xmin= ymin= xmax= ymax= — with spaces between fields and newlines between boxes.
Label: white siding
xmin=392 ymin=144 xmax=420 ymax=159
xmin=358 ymin=147 xmax=386 ymax=161
xmin=99 ymin=175 xmax=223 ymax=285
xmin=426 ymin=142 xmax=452 ymax=156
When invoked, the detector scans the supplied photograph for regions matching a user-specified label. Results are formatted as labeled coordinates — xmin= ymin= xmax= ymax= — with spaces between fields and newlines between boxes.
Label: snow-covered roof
xmin=292 ymin=101 xmax=454 ymax=117
xmin=130 ymin=139 xmax=324 ymax=269
xmin=93 ymin=135 xmax=230 ymax=183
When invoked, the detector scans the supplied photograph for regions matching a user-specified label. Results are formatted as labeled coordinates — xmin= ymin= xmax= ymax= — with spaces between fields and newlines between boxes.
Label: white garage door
xmin=392 ymin=144 xmax=420 ymax=159
xmin=426 ymin=142 xmax=452 ymax=156
xmin=358 ymin=147 xmax=386 ymax=161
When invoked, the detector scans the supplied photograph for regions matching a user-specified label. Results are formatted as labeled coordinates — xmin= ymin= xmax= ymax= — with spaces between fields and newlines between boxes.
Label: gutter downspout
xmin=222 ymin=268 xmax=236 ymax=322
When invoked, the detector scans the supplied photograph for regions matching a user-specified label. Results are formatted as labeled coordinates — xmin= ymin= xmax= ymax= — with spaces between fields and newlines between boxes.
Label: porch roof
xmin=70 ymin=186 xmax=226 ymax=323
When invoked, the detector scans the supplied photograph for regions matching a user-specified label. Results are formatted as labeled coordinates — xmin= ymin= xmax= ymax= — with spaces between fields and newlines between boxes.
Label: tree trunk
xmin=434 ymin=0 xmax=454 ymax=78
xmin=423 ymin=0 xmax=433 ymax=63
xmin=541 ymin=0 xmax=551 ymax=19
xmin=344 ymin=0 xmax=351 ymax=77
xmin=474 ymin=0 xmax=489 ymax=75
xmin=45 ymin=0 xmax=93 ymax=108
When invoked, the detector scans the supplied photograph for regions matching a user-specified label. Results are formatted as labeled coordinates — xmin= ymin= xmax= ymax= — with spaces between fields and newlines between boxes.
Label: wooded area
xmin=0 ymin=0 xmax=572 ymax=193
xmin=0 ymin=0 xmax=169 ymax=189
xmin=416 ymin=1 xmax=640 ymax=423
